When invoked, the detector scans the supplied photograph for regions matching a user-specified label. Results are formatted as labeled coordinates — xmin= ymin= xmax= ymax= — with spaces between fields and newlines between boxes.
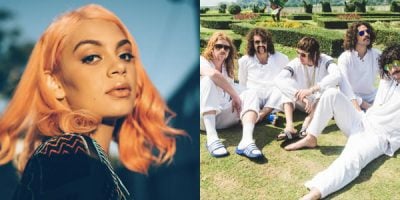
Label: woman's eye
xmin=120 ymin=53 xmax=134 ymax=62
xmin=81 ymin=55 xmax=101 ymax=64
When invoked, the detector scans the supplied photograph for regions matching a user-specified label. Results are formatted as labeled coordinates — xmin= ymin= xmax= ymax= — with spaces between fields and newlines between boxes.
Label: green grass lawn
xmin=200 ymin=13 xmax=400 ymax=199
xmin=200 ymin=110 xmax=400 ymax=199
xmin=200 ymin=38 xmax=399 ymax=199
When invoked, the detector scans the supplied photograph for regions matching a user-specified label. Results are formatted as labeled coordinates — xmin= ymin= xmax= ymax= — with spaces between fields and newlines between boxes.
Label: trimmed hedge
xmin=313 ymin=12 xmax=400 ymax=18
xmin=375 ymin=29 xmax=400 ymax=46
xmin=199 ymin=32 xmax=242 ymax=51
xmin=230 ymin=23 xmax=344 ymax=57
xmin=200 ymin=14 xmax=232 ymax=17
xmin=287 ymin=14 xmax=313 ymax=20
xmin=316 ymin=17 xmax=400 ymax=29
xmin=200 ymin=18 xmax=234 ymax=29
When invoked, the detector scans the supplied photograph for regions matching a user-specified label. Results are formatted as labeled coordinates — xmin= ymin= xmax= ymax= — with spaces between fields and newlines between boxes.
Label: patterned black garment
xmin=12 ymin=134 xmax=132 ymax=200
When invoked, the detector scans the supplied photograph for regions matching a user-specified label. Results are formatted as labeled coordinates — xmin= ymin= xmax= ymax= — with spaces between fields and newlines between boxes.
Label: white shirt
xmin=338 ymin=49 xmax=381 ymax=102
xmin=200 ymin=56 xmax=233 ymax=105
xmin=362 ymin=79 xmax=400 ymax=156
xmin=275 ymin=54 xmax=341 ymax=100
xmin=238 ymin=52 xmax=289 ymax=90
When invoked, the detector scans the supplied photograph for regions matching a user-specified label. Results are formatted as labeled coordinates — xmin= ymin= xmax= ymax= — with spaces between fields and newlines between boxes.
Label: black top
xmin=12 ymin=134 xmax=132 ymax=200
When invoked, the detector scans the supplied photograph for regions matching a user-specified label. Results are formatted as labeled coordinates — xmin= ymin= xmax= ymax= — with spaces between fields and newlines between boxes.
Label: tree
xmin=0 ymin=9 xmax=34 ymax=98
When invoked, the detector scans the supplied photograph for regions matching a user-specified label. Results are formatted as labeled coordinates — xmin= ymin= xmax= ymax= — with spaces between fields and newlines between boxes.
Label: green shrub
xmin=375 ymin=29 xmax=400 ymax=46
xmin=251 ymin=4 xmax=266 ymax=13
xmin=230 ymin=23 xmax=344 ymax=57
xmin=259 ymin=4 xmax=267 ymax=13
xmin=321 ymin=1 xmax=332 ymax=12
xmin=200 ymin=18 xmax=234 ymax=29
xmin=219 ymin=3 xmax=227 ymax=13
xmin=354 ymin=0 xmax=367 ymax=12
xmin=252 ymin=4 xmax=260 ymax=13
xmin=368 ymin=6 xmax=375 ymax=12
xmin=199 ymin=33 xmax=242 ymax=51
xmin=200 ymin=8 xmax=209 ymax=14
xmin=288 ymin=14 xmax=313 ymax=20
xmin=228 ymin=4 xmax=242 ymax=15
xmin=391 ymin=1 xmax=400 ymax=12
xmin=303 ymin=0 xmax=313 ymax=13
xmin=344 ymin=1 xmax=356 ymax=12
xmin=316 ymin=17 xmax=400 ymax=29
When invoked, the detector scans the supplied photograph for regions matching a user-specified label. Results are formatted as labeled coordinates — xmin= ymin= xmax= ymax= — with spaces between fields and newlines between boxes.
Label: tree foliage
xmin=0 ymin=9 xmax=34 ymax=98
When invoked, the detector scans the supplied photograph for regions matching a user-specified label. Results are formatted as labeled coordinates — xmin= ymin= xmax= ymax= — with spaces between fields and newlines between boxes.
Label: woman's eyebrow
xmin=73 ymin=40 xmax=102 ymax=53
xmin=116 ymin=39 xmax=131 ymax=50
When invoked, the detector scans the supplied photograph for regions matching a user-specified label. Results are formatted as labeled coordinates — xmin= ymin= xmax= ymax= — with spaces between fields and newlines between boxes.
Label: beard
xmin=256 ymin=46 xmax=267 ymax=54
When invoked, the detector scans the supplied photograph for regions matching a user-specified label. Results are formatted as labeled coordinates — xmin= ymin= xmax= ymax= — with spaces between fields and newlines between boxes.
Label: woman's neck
xmin=90 ymin=119 xmax=115 ymax=154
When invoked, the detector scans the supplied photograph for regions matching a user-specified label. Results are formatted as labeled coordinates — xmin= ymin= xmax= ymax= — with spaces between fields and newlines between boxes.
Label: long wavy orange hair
xmin=0 ymin=4 xmax=184 ymax=174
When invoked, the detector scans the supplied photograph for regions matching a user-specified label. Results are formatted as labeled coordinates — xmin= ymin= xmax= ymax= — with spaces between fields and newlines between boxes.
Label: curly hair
xmin=246 ymin=28 xmax=275 ymax=56
xmin=343 ymin=21 xmax=376 ymax=50
xmin=297 ymin=37 xmax=320 ymax=66
xmin=201 ymin=32 xmax=237 ymax=79
xmin=379 ymin=44 xmax=400 ymax=79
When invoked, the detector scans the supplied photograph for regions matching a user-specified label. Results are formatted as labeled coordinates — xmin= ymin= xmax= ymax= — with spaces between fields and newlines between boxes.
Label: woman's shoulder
xmin=33 ymin=133 xmax=95 ymax=159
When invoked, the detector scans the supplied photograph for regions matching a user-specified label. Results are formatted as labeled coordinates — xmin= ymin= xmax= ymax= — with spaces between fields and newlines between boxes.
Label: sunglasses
xmin=384 ymin=60 xmax=400 ymax=71
xmin=358 ymin=29 xmax=371 ymax=36
xmin=296 ymin=50 xmax=309 ymax=58
xmin=254 ymin=40 xmax=267 ymax=45
xmin=214 ymin=44 xmax=230 ymax=51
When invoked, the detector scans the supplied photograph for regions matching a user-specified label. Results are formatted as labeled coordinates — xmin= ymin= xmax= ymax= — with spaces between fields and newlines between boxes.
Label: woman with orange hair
xmin=0 ymin=4 xmax=183 ymax=200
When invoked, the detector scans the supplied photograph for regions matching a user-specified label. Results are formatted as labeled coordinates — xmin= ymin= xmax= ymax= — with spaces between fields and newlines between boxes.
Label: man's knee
xmin=321 ymin=88 xmax=340 ymax=99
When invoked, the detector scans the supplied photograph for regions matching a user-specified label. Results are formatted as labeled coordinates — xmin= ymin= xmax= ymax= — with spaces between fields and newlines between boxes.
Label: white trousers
xmin=256 ymin=87 xmax=284 ymax=112
xmin=304 ymin=88 xmax=388 ymax=198
xmin=200 ymin=76 xmax=259 ymax=130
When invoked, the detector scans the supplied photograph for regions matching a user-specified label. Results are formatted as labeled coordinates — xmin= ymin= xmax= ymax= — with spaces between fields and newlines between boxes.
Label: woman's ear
xmin=44 ymin=71 xmax=65 ymax=100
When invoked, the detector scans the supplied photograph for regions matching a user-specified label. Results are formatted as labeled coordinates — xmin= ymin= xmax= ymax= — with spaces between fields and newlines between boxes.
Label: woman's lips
xmin=106 ymin=83 xmax=131 ymax=98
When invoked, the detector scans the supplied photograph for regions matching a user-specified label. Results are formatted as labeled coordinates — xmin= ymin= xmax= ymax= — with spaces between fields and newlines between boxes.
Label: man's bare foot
xmin=284 ymin=134 xmax=317 ymax=151
xmin=300 ymin=188 xmax=321 ymax=200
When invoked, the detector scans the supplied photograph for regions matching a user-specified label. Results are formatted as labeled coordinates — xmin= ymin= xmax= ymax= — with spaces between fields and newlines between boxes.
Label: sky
xmin=200 ymin=0 xmax=236 ymax=7
xmin=0 ymin=0 xmax=197 ymax=100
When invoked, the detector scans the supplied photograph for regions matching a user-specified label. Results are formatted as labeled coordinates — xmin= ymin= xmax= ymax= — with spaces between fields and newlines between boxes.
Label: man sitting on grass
xmin=238 ymin=28 xmax=289 ymax=126
xmin=274 ymin=37 xmax=341 ymax=142
xmin=200 ymin=32 xmax=263 ymax=159
xmin=289 ymin=44 xmax=400 ymax=200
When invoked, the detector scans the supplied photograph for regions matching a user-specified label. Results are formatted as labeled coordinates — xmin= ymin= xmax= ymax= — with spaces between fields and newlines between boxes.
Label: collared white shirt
xmin=338 ymin=48 xmax=381 ymax=101
xmin=238 ymin=52 xmax=289 ymax=89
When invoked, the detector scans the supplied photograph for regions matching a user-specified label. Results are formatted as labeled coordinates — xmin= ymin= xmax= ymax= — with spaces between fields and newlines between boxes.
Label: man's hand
xmin=296 ymin=88 xmax=313 ymax=101
xmin=360 ymin=100 xmax=371 ymax=110
xmin=231 ymin=95 xmax=242 ymax=115
xmin=303 ymin=98 xmax=315 ymax=114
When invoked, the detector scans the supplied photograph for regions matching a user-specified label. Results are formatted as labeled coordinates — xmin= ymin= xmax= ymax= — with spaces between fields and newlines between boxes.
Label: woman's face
xmin=58 ymin=19 xmax=136 ymax=119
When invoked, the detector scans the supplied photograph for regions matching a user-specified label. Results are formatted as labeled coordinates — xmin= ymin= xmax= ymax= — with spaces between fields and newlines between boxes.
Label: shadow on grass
xmin=320 ymin=149 xmax=400 ymax=199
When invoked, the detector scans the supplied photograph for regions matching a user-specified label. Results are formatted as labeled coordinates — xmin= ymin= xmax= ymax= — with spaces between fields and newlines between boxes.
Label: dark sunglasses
xmin=296 ymin=50 xmax=309 ymax=58
xmin=254 ymin=40 xmax=267 ymax=45
xmin=358 ymin=29 xmax=371 ymax=36
xmin=384 ymin=60 xmax=400 ymax=71
xmin=214 ymin=44 xmax=230 ymax=51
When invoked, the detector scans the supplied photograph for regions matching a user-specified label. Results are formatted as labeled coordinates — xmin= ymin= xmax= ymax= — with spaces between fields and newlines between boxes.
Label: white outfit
xmin=305 ymin=79 xmax=400 ymax=198
xmin=200 ymin=56 xmax=259 ymax=130
xmin=338 ymin=49 xmax=381 ymax=104
xmin=274 ymin=54 xmax=341 ymax=110
xmin=238 ymin=52 xmax=289 ymax=111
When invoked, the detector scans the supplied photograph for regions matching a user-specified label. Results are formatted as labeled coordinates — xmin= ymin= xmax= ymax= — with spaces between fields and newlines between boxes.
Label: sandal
xmin=235 ymin=143 xmax=263 ymax=158
xmin=299 ymin=126 xmax=308 ymax=138
xmin=206 ymin=140 xmax=229 ymax=158
xmin=276 ymin=130 xmax=298 ymax=141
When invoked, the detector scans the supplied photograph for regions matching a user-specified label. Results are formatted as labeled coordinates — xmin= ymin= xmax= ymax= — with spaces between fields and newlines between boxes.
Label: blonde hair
xmin=0 ymin=4 xmax=184 ymax=174
xmin=201 ymin=32 xmax=237 ymax=78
